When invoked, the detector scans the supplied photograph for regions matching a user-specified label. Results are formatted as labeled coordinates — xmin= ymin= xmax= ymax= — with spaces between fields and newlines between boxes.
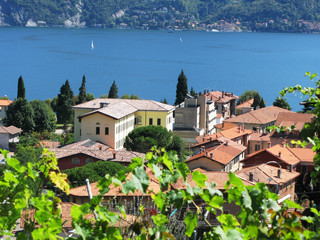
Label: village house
xmin=247 ymin=132 xmax=271 ymax=155
xmin=0 ymin=99 xmax=13 ymax=125
xmin=50 ymin=139 xmax=145 ymax=170
xmin=0 ymin=125 xmax=22 ymax=150
xmin=224 ymin=106 xmax=292 ymax=133
xmin=235 ymin=98 xmax=254 ymax=115
xmin=73 ymin=99 xmax=174 ymax=150
xmin=236 ymin=164 xmax=300 ymax=202
xmin=270 ymin=112 xmax=314 ymax=148
xmin=187 ymin=138 xmax=246 ymax=172
xmin=214 ymin=122 xmax=238 ymax=133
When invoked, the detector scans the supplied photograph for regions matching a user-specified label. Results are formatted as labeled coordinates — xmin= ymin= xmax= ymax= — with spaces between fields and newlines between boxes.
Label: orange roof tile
xmin=248 ymin=132 xmax=270 ymax=142
xmin=204 ymin=91 xmax=238 ymax=104
xmin=224 ymin=106 xmax=292 ymax=125
xmin=274 ymin=112 xmax=314 ymax=131
xmin=236 ymin=98 xmax=254 ymax=109
xmin=0 ymin=99 xmax=13 ymax=106
xmin=288 ymin=148 xmax=315 ymax=164
xmin=214 ymin=122 xmax=238 ymax=131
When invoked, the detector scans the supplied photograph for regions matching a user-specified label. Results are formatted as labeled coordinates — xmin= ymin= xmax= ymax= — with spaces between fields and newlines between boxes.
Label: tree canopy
xmin=273 ymin=97 xmax=291 ymax=110
xmin=56 ymin=80 xmax=74 ymax=124
xmin=108 ymin=81 xmax=119 ymax=99
xmin=30 ymin=100 xmax=56 ymax=133
xmin=175 ymin=69 xmax=188 ymax=105
xmin=77 ymin=75 xmax=87 ymax=104
xmin=17 ymin=75 xmax=26 ymax=99
xmin=239 ymin=89 xmax=265 ymax=109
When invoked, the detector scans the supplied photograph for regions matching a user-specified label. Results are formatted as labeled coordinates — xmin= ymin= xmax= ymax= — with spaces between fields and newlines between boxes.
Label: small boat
xmin=179 ymin=37 xmax=183 ymax=42
xmin=91 ymin=40 xmax=94 ymax=49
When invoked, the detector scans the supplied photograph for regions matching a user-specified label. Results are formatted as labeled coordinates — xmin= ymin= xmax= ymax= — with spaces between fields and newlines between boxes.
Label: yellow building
xmin=73 ymin=99 xmax=174 ymax=150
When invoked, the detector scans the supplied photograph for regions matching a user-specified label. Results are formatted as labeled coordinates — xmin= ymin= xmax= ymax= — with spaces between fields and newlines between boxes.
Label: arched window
xmin=85 ymin=158 xmax=93 ymax=164
xmin=72 ymin=157 xmax=80 ymax=164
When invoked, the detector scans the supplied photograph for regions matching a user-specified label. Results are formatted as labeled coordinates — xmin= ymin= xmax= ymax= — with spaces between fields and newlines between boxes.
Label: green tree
xmin=56 ymin=80 xmax=74 ymax=124
xmin=86 ymin=92 xmax=95 ymax=101
xmin=259 ymin=97 xmax=266 ymax=108
xmin=238 ymin=89 xmax=261 ymax=105
xmin=190 ymin=86 xmax=197 ymax=97
xmin=17 ymin=75 xmax=26 ymax=99
xmin=175 ymin=69 xmax=188 ymax=105
xmin=124 ymin=125 xmax=185 ymax=159
xmin=30 ymin=100 xmax=56 ymax=132
xmin=160 ymin=98 xmax=168 ymax=104
xmin=108 ymin=80 xmax=119 ymax=98
xmin=273 ymin=97 xmax=291 ymax=110
xmin=77 ymin=74 xmax=87 ymax=104
xmin=3 ymin=98 xmax=35 ymax=133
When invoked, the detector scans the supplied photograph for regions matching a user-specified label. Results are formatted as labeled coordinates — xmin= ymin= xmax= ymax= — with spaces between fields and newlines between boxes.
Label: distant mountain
xmin=1 ymin=0 xmax=320 ymax=32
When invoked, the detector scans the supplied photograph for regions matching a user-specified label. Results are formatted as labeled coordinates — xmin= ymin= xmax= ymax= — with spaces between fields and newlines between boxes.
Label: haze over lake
xmin=1 ymin=27 xmax=320 ymax=110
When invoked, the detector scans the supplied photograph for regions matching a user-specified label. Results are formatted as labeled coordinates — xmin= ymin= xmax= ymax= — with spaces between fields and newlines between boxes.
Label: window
xmin=72 ymin=157 xmax=80 ymax=164
xmin=96 ymin=127 xmax=100 ymax=135
xmin=135 ymin=116 xmax=142 ymax=125
xmin=149 ymin=118 xmax=153 ymax=125
xmin=85 ymin=158 xmax=93 ymax=164
xmin=255 ymin=144 xmax=260 ymax=151
xmin=302 ymin=165 xmax=307 ymax=174
xmin=157 ymin=118 xmax=161 ymax=126
xmin=105 ymin=127 xmax=109 ymax=135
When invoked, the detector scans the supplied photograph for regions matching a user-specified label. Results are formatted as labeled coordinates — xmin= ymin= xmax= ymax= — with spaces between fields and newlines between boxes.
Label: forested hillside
xmin=1 ymin=0 xmax=320 ymax=32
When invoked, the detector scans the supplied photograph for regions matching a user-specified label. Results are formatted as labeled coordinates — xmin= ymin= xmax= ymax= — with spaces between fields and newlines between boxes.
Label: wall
xmin=58 ymin=154 xmax=98 ymax=171
xmin=175 ymin=107 xmax=199 ymax=129
xmin=114 ymin=115 xmax=135 ymax=149
xmin=0 ymin=133 xmax=9 ymax=150
xmin=134 ymin=110 xmax=173 ymax=131
xmin=187 ymin=157 xmax=223 ymax=171
xmin=74 ymin=108 xmax=94 ymax=142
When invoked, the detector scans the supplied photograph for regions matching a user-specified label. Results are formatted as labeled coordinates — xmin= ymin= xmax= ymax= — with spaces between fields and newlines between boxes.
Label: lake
xmin=1 ymin=27 xmax=320 ymax=111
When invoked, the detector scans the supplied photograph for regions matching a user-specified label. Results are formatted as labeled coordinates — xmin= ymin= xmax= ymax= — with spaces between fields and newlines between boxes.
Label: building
xmin=247 ymin=132 xmax=271 ymax=155
xmin=51 ymin=139 xmax=145 ymax=170
xmin=0 ymin=99 xmax=13 ymax=125
xmin=224 ymin=106 xmax=292 ymax=133
xmin=0 ymin=125 xmax=22 ymax=150
xmin=270 ymin=112 xmax=314 ymax=148
xmin=187 ymin=138 xmax=246 ymax=172
xmin=236 ymin=164 xmax=300 ymax=202
xmin=73 ymin=99 xmax=174 ymax=150
xmin=235 ymin=98 xmax=254 ymax=115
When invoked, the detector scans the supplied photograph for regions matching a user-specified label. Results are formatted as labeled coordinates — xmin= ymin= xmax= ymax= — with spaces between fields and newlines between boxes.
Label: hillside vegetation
xmin=1 ymin=0 xmax=320 ymax=32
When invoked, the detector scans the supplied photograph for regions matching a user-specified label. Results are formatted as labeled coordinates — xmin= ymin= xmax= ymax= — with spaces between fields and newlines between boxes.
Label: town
xmin=0 ymin=72 xmax=319 ymax=239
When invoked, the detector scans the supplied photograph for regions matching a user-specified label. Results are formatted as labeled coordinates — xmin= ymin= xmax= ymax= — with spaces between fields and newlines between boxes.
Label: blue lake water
xmin=1 ymin=27 xmax=320 ymax=111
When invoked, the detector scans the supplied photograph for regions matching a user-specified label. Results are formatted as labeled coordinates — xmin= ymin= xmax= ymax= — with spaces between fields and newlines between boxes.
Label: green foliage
xmin=124 ymin=125 xmax=186 ymax=160
xmin=190 ymin=87 xmax=197 ymax=97
xmin=238 ymin=89 xmax=261 ymax=105
xmin=17 ymin=75 xmax=26 ymax=99
xmin=30 ymin=100 xmax=56 ymax=132
xmin=273 ymin=97 xmax=292 ymax=110
xmin=121 ymin=93 xmax=140 ymax=99
xmin=77 ymin=75 xmax=87 ymax=104
xmin=62 ymin=161 xmax=125 ymax=188
xmin=175 ymin=69 xmax=188 ymax=106
xmin=108 ymin=80 xmax=119 ymax=99
xmin=56 ymin=80 xmax=74 ymax=124
xmin=3 ymin=98 xmax=35 ymax=133
xmin=160 ymin=98 xmax=168 ymax=104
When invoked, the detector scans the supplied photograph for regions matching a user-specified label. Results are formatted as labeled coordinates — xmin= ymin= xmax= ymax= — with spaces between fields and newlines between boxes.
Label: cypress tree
xmin=77 ymin=75 xmax=87 ymax=104
xmin=17 ymin=75 xmax=26 ymax=99
xmin=190 ymin=87 xmax=197 ymax=97
xmin=252 ymin=94 xmax=261 ymax=109
xmin=108 ymin=81 xmax=119 ymax=98
xmin=175 ymin=70 xmax=188 ymax=105
xmin=56 ymin=80 xmax=74 ymax=124
xmin=259 ymin=97 xmax=266 ymax=108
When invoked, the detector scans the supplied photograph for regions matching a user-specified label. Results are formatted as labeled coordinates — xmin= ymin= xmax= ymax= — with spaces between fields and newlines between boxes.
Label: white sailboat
xmin=179 ymin=37 xmax=183 ymax=42
xmin=91 ymin=40 xmax=94 ymax=49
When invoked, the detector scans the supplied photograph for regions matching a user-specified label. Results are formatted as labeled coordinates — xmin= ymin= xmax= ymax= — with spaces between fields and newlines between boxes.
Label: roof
xmin=203 ymin=91 xmax=238 ymax=104
xmin=187 ymin=140 xmax=246 ymax=166
xmin=236 ymin=98 xmax=254 ymax=109
xmin=248 ymin=132 xmax=271 ymax=142
xmin=288 ymin=148 xmax=315 ymax=164
xmin=73 ymin=98 xmax=175 ymax=112
xmin=51 ymin=139 xmax=144 ymax=163
xmin=224 ymin=106 xmax=292 ymax=125
xmin=0 ymin=99 xmax=13 ymax=106
xmin=274 ymin=112 xmax=314 ymax=131
xmin=0 ymin=125 xmax=22 ymax=135
xmin=40 ymin=140 xmax=60 ymax=148
xmin=214 ymin=122 xmax=238 ymax=131
xmin=172 ymin=168 xmax=254 ymax=190
xmin=69 ymin=168 xmax=160 ymax=197
xmin=195 ymin=126 xmax=252 ymax=145
xmin=244 ymin=144 xmax=308 ymax=166
xmin=236 ymin=164 xmax=300 ymax=185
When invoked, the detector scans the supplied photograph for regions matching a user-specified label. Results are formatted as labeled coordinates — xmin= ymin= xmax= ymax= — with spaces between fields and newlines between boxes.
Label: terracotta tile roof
xmin=244 ymin=144 xmax=302 ymax=166
xmin=224 ymin=106 xmax=292 ymax=125
xmin=236 ymin=99 xmax=254 ymax=109
xmin=204 ymin=91 xmax=238 ymax=104
xmin=248 ymin=132 xmax=271 ymax=142
xmin=195 ymin=126 xmax=252 ymax=145
xmin=172 ymin=168 xmax=254 ymax=190
xmin=274 ymin=112 xmax=314 ymax=131
xmin=0 ymin=125 xmax=22 ymax=134
xmin=73 ymin=98 xmax=175 ymax=112
xmin=236 ymin=164 xmax=300 ymax=185
xmin=0 ymin=99 xmax=13 ymax=106
xmin=40 ymin=140 xmax=60 ymax=148
xmin=187 ymin=141 xmax=246 ymax=165
xmin=51 ymin=139 xmax=144 ymax=163
xmin=288 ymin=148 xmax=315 ymax=164
xmin=214 ymin=122 xmax=238 ymax=131
xmin=69 ymin=168 xmax=160 ymax=197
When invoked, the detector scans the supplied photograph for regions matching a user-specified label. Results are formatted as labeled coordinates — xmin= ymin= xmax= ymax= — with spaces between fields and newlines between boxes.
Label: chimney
xmin=290 ymin=165 xmax=293 ymax=172
xmin=268 ymin=142 xmax=271 ymax=148
xmin=277 ymin=169 xmax=281 ymax=178
xmin=256 ymin=127 xmax=260 ymax=133
xmin=222 ymin=122 xmax=224 ymax=128
xmin=281 ymin=140 xmax=287 ymax=148
xmin=210 ymin=137 xmax=212 ymax=141
xmin=249 ymin=172 xmax=253 ymax=181
xmin=113 ymin=151 xmax=116 ymax=159
xmin=210 ymin=153 xmax=213 ymax=158
xmin=206 ymin=151 xmax=208 ymax=157
xmin=278 ymin=151 xmax=282 ymax=158
xmin=226 ymin=140 xmax=229 ymax=146
xmin=99 ymin=146 xmax=102 ymax=150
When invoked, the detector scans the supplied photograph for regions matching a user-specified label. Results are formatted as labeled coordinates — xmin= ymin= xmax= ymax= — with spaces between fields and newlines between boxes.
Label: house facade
xmin=0 ymin=125 xmax=22 ymax=150
xmin=73 ymin=99 xmax=174 ymax=150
